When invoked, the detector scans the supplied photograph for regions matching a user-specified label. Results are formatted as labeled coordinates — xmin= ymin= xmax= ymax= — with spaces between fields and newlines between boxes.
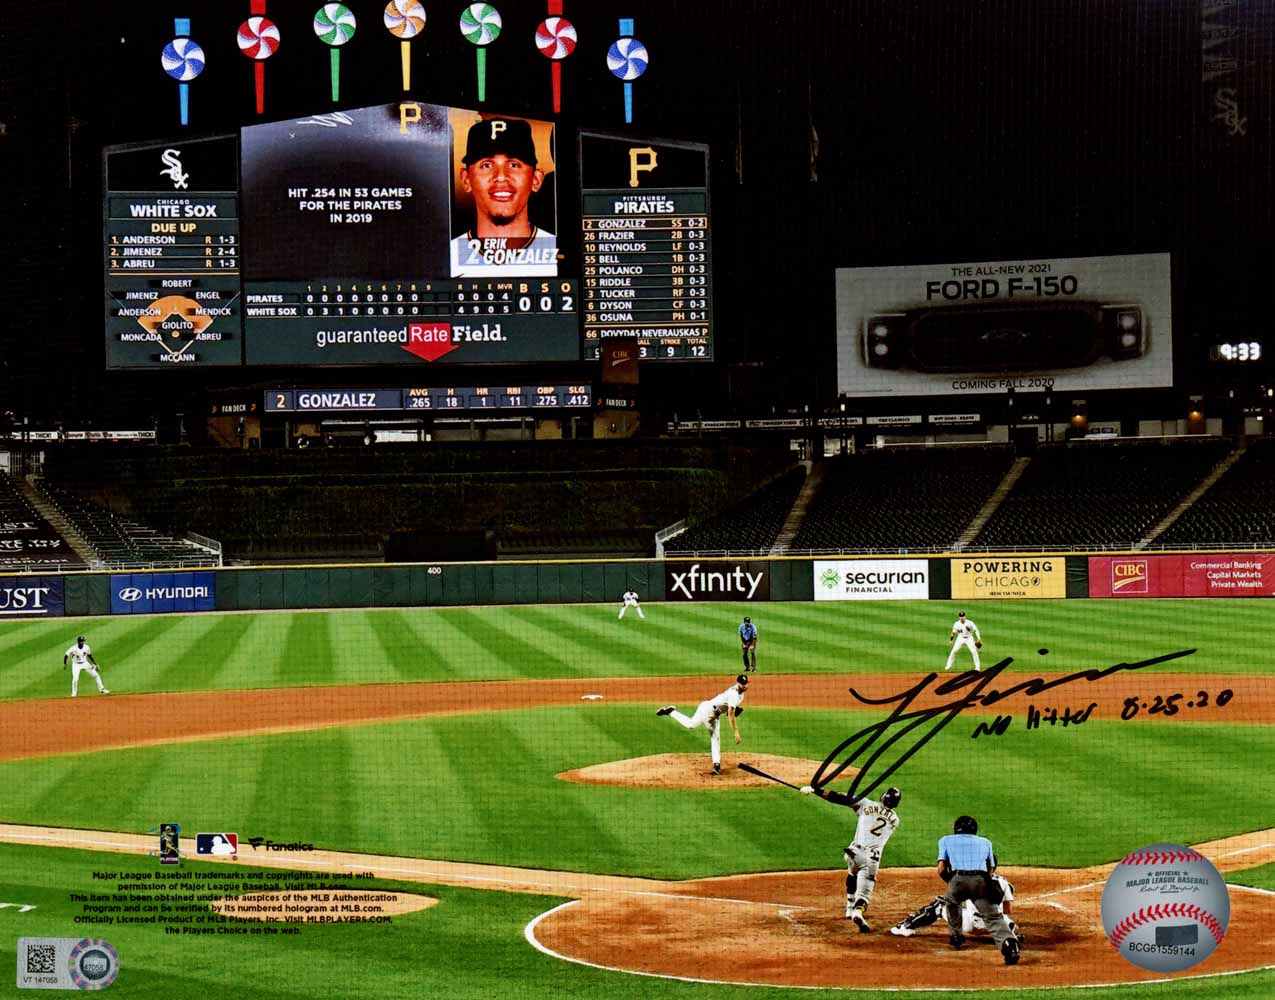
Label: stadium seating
xmin=1157 ymin=438 xmax=1275 ymax=547
xmin=789 ymin=446 xmax=1015 ymax=552
xmin=36 ymin=480 xmax=218 ymax=568
xmin=40 ymin=441 xmax=796 ymax=562
xmin=663 ymin=466 xmax=807 ymax=553
xmin=0 ymin=471 xmax=84 ymax=570
xmin=972 ymin=439 xmax=1233 ymax=549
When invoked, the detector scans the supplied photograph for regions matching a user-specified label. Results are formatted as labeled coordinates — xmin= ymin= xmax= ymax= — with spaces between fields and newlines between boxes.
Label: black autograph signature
xmin=812 ymin=649 xmax=1195 ymax=803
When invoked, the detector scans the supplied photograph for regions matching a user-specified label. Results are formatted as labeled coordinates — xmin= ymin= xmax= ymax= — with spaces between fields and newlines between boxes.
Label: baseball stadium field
xmin=1 ymin=597 xmax=1273 ymax=998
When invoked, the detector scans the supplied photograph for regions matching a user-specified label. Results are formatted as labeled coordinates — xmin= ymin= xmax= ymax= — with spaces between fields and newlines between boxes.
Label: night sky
xmin=1 ymin=0 xmax=1271 ymax=427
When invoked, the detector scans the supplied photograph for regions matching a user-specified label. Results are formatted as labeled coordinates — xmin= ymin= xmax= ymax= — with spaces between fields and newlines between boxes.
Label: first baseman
xmin=63 ymin=635 xmax=109 ymax=697
xmin=945 ymin=610 xmax=982 ymax=671
xmin=618 ymin=590 xmax=645 ymax=619
xmin=657 ymin=674 xmax=747 ymax=775
xmin=800 ymin=783 xmax=901 ymax=931
xmin=890 ymin=872 xmax=1023 ymax=943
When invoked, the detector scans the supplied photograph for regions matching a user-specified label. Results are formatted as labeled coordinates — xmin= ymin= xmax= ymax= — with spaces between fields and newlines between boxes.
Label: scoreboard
xmin=104 ymin=137 xmax=243 ymax=367
xmin=579 ymin=133 xmax=713 ymax=361
xmin=265 ymin=385 xmax=592 ymax=412
xmin=104 ymin=106 xmax=713 ymax=371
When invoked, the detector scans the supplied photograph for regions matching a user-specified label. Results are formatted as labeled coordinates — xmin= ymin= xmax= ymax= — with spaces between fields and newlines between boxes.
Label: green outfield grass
xmin=1 ymin=599 xmax=1272 ymax=701
xmin=4 ymin=598 xmax=1273 ymax=999
xmin=1 ymin=843 xmax=1272 ymax=1000
xmin=2 ymin=707 xmax=1271 ymax=877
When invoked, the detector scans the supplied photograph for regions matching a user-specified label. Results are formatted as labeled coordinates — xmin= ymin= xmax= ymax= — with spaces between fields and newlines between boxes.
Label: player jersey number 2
xmin=870 ymin=817 xmax=890 ymax=837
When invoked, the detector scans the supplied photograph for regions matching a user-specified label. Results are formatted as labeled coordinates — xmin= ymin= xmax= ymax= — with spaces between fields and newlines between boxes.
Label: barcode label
xmin=24 ymin=947 xmax=55 ymax=975
xmin=18 ymin=937 xmax=119 ymax=990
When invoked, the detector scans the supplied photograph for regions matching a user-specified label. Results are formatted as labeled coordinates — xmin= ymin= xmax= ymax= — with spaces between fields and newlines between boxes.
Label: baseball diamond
xmin=1 ymin=598 xmax=1274 ymax=999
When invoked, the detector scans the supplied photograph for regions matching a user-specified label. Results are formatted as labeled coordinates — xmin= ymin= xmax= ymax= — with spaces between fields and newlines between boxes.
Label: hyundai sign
xmin=0 ymin=575 xmax=65 ymax=618
xmin=111 ymin=572 xmax=216 ymax=614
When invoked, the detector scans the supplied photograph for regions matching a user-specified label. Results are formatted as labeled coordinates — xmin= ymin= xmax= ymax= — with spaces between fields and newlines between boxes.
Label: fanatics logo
xmin=1112 ymin=559 xmax=1149 ymax=593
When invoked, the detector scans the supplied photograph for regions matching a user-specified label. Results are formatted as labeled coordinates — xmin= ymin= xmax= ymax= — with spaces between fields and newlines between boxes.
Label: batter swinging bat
xmin=738 ymin=762 xmax=807 ymax=791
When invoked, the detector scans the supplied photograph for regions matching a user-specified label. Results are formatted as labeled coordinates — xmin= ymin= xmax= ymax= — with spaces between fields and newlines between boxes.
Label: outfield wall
xmin=5 ymin=552 xmax=1275 ymax=619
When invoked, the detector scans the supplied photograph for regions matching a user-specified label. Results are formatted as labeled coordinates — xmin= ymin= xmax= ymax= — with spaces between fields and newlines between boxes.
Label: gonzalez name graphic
xmin=664 ymin=561 xmax=769 ymax=601
xmin=110 ymin=572 xmax=215 ymax=615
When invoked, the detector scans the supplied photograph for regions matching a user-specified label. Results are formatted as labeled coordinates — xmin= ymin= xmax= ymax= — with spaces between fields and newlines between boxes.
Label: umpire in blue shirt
xmin=937 ymin=815 xmax=1020 ymax=965
xmin=738 ymin=617 xmax=758 ymax=671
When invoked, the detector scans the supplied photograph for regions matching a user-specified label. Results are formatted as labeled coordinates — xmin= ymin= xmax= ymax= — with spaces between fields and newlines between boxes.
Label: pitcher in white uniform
xmin=656 ymin=674 xmax=747 ymax=775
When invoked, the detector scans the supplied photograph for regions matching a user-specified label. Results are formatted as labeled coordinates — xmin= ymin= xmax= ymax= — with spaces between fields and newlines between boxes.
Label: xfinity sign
xmin=0 ymin=575 xmax=65 ymax=618
xmin=664 ymin=561 xmax=770 ymax=601
xmin=111 ymin=571 xmax=216 ymax=614
xmin=814 ymin=559 xmax=930 ymax=601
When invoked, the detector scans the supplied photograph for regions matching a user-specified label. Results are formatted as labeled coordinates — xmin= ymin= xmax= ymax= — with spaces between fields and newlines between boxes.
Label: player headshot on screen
xmin=450 ymin=117 xmax=557 ymax=277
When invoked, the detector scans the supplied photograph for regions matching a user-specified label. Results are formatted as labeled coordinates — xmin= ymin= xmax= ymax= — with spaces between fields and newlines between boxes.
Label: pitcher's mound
xmin=557 ymin=753 xmax=849 ymax=789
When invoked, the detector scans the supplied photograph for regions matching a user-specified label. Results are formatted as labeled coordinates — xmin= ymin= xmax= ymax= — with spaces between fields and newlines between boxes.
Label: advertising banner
xmin=951 ymin=557 xmax=1066 ymax=600
xmin=814 ymin=559 xmax=930 ymax=601
xmin=110 ymin=571 xmax=216 ymax=615
xmin=663 ymin=561 xmax=770 ymax=601
xmin=0 ymin=575 xmax=65 ymax=618
xmin=1184 ymin=554 xmax=1275 ymax=596
xmin=1089 ymin=554 xmax=1275 ymax=597
xmin=836 ymin=253 xmax=1173 ymax=398
xmin=1088 ymin=556 xmax=1182 ymax=598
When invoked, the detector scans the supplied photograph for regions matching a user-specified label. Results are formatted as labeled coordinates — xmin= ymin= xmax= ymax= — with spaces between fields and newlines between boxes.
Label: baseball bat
xmin=738 ymin=762 xmax=805 ymax=791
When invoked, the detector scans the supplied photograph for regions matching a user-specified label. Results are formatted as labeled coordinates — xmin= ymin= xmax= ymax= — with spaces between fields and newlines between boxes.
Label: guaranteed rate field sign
xmin=835 ymin=252 xmax=1172 ymax=398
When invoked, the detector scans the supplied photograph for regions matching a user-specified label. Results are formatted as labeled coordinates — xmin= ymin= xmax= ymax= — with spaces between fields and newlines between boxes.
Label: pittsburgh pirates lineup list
xmin=579 ymin=133 xmax=714 ymax=362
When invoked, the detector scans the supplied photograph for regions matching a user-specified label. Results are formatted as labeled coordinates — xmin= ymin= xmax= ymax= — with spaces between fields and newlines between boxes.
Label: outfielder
xmin=63 ymin=635 xmax=109 ymax=697
xmin=799 ymin=783 xmax=901 ymax=932
xmin=945 ymin=610 xmax=982 ymax=671
xmin=890 ymin=872 xmax=1024 ymax=943
xmin=618 ymin=590 xmax=645 ymax=619
xmin=656 ymin=674 xmax=747 ymax=776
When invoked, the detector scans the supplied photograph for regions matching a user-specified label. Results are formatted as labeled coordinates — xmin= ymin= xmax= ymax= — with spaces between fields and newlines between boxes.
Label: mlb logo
xmin=196 ymin=833 xmax=238 ymax=857
xmin=1111 ymin=559 xmax=1148 ymax=593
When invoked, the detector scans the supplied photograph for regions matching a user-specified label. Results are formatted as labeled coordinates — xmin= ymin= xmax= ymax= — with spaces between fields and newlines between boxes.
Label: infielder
xmin=738 ymin=616 xmax=758 ymax=671
xmin=63 ymin=635 xmax=109 ymax=697
xmin=656 ymin=674 xmax=747 ymax=776
xmin=945 ymin=610 xmax=982 ymax=671
xmin=890 ymin=872 xmax=1024 ymax=944
xmin=799 ymin=783 xmax=901 ymax=932
xmin=618 ymin=589 xmax=645 ymax=619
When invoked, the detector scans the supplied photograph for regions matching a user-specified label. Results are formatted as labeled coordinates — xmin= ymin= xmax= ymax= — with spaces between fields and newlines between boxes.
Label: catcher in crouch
xmin=945 ymin=610 xmax=983 ymax=671
xmin=890 ymin=872 xmax=1024 ymax=944
xmin=800 ymin=783 xmax=901 ymax=932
